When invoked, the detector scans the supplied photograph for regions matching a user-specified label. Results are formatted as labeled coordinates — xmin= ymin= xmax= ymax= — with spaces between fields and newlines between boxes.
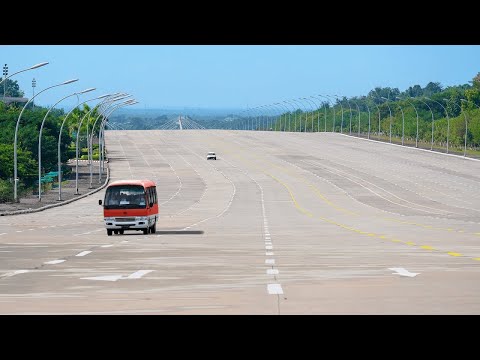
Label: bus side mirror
xmin=149 ymin=202 xmax=153 ymax=208
xmin=99 ymin=200 xmax=102 ymax=205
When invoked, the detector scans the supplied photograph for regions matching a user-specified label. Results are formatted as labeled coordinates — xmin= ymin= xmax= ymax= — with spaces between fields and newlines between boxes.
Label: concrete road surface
xmin=1 ymin=130 xmax=479 ymax=314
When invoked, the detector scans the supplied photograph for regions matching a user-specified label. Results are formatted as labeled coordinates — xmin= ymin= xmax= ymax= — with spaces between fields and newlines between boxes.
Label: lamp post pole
xmin=445 ymin=99 xmax=468 ymax=157
xmin=313 ymin=95 xmax=329 ymax=132
xmin=345 ymin=99 xmax=353 ymax=135
xmin=425 ymin=97 xmax=450 ymax=154
xmin=397 ymin=103 xmax=405 ymax=145
xmin=381 ymin=97 xmax=393 ymax=143
xmin=283 ymin=101 xmax=296 ymax=132
xmin=303 ymin=97 xmax=318 ymax=132
xmin=57 ymin=93 xmax=113 ymax=200
xmin=0 ymin=62 xmax=49 ymax=91
xmin=13 ymin=78 xmax=78 ymax=202
xmin=324 ymin=95 xmax=336 ymax=132
xmin=333 ymin=95 xmax=344 ymax=134
xmin=353 ymin=101 xmax=361 ymax=137
xmin=411 ymin=97 xmax=432 ymax=149
xmin=398 ymin=96 xmax=420 ymax=147
xmin=38 ymin=87 xmax=96 ymax=201
xmin=308 ymin=96 xmax=322 ymax=132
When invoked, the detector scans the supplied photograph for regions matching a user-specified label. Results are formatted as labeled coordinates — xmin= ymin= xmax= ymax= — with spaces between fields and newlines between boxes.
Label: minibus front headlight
xmin=136 ymin=217 xmax=148 ymax=221
xmin=105 ymin=217 xmax=115 ymax=221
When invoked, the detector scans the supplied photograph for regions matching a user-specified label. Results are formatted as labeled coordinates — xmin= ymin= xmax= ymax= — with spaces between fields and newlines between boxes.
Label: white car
xmin=207 ymin=152 xmax=216 ymax=160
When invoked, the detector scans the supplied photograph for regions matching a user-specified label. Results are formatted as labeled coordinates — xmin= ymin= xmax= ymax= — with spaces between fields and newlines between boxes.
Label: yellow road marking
xmin=447 ymin=252 xmax=462 ymax=257
xmin=405 ymin=241 xmax=416 ymax=246
xmin=421 ymin=245 xmax=435 ymax=250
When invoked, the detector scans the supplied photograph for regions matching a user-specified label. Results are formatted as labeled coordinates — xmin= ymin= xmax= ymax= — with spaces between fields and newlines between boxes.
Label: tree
xmin=470 ymin=72 xmax=480 ymax=89
xmin=0 ymin=78 xmax=25 ymax=97
xmin=423 ymin=82 xmax=443 ymax=97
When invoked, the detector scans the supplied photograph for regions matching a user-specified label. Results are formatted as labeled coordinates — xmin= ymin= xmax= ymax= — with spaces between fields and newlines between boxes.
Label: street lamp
xmin=324 ymin=95 xmax=337 ymax=132
xmin=399 ymin=97 xmax=420 ymax=148
xmin=333 ymin=95 xmax=345 ymax=134
xmin=76 ymin=94 xmax=131 ymax=192
xmin=57 ymin=93 xmax=113 ymax=200
xmin=425 ymin=97 xmax=450 ymax=154
xmin=303 ymin=97 xmax=318 ymax=132
xmin=345 ymin=98 xmax=353 ymax=135
xmin=362 ymin=99 xmax=371 ymax=139
xmin=38 ymin=87 xmax=96 ymax=201
xmin=13 ymin=78 xmax=78 ymax=202
xmin=285 ymin=100 xmax=301 ymax=132
xmin=410 ymin=97 xmax=433 ymax=149
xmin=95 ymin=99 xmax=137 ymax=183
xmin=311 ymin=95 xmax=328 ymax=133
xmin=381 ymin=97 xmax=393 ymax=143
xmin=282 ymin=101 xmax=296 ymax=132
xmin=0 ymin=62 xmax=49 ymax=92
xmin=353 ymin=101 xmax=361 ymax=137
xmin=317 ymin=95 xmax=330 ymax=132
xmin=396 ymin=102 xmax=405 ymax=145
xmin=308 ymin=96 xmax=322 ymax=132
xmin=444 ymin=98 xmax=468 ymax=157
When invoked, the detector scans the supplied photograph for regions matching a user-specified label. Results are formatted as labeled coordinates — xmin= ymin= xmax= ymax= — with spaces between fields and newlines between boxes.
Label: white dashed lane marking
xmin=265 ymin=259 xmax=275 ymax=265
xmin=267 ymin=284 xmax=284 ymax=295
xmin=44 ymin=259 xmax=66 ymax=265
xmin=267 ymin=269 xmax=279 ymax=275
xmin=75 ymin=251 xmax=92 ymax=257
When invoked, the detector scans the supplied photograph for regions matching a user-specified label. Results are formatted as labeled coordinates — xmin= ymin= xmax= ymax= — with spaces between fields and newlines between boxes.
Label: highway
xmin=1 ymin=130 xmax=480 ymax=314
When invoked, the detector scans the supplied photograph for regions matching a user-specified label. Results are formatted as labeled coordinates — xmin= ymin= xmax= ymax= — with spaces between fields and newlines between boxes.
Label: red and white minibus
xmin=99 ymin=179 xmax=158 ymax=236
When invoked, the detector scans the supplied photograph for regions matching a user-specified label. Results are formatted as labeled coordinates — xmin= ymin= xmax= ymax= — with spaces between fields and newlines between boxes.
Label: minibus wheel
xmin=107 ymin=229 xmax=112 ymax=236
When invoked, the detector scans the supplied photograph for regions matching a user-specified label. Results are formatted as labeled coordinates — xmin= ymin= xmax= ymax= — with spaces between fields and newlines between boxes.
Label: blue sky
xmin=2 ymin=45 xmax=479 ymax=110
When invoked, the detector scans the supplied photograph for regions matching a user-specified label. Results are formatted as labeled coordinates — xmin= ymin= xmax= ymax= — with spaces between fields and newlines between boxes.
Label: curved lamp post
xmin=317 ymin=95 xmax=330 ymax=132
xmin=96 ymin=99 xmax=137 ymax=182
xmin=38 ymin=87 xmax=96 ymax=201
xmin=425 ymin=97 xmax=450 ymax=154
xmin=303 ymin=97 xmax=318 ymax=132
xmin=333 ymin=95 xmax=344 ymax=134
xmin=362 ymin=99 xmax=371 ymax=139
xmin=57 ymin=93 xmax=113 ymax=200
xmin=325 ymin=95 xmax=336 ymax=132
xmin=369 ymin=96 xmax=381 ymax=138
xmin=88 ymin=97 xmax=134 ymax=187
xmin=396 ymin=102 xmax=405 ymax=145
xmin=353 ymin=101 xmax=361 ymax=136
xmin=282 ymin=101 xmax=296 ymax=132
xmin=345 ymin=98 xmax=353 ymax=135
xmin=445 ymin=98 xmax=468 ymax=157
xmin=75 ymin=94 xmax=131 ymax=194
xmin=397 ymin=96 xmax=419 ymax=147
xmin=381 ymin=96 xmax=393 ymax=143
xmin=308 ymin=96 xmax=322 ymax=132
xmin=285 ymin=100 xmax=300 ymax=132
xmin=0 ymin=62 xmax=48 ymax=88
xmin=13 ymin=78 xmax=78 ymax=202
xmin=411 ymin=97 xmax=433 ymax=149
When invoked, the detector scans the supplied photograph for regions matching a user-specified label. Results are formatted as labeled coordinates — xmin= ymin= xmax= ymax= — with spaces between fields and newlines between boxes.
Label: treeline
xmin=0 ymin=102 xmax=102 ymax=201
xmin=249 ymin=73 xmax=480 ymax=154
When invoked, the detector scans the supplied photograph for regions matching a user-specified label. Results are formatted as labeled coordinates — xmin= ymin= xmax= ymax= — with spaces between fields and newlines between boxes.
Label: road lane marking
xmin=2 ymin=270 xmax=29 ymax=278
xmin=421 ymin=245 xmax=435 ymax=250
xmin=101 ymin=244 xmax=113 ymax=248
xmin=0 ymin=233 xmax=6 ymax=236
xmin=44 ymin=259 xmax=66 ymax=265
xmin=448 ymin=252 xmax=462 ymax=257
xmin=267 ymin=269 xmax=279 ymax=275
xmin=266 ymin=252 xmax=274 ymax=256
xmin=126 ymin=270 xmax=154 ymax=279
xmin=265 ymin=259 xmax=275 ymax=265
xmin=76 ymin=251 xmax=92 ymax=257
xmin=266 ymin=245 xmax=273 ymax=250
xmin=267 ymin=284 xmax=283 ymax=295
xmin=389 ymin=267 xmax=419 ymax=277
xmin=405 ymin=241 xmax=416 ymax=246
xmin=81 ymin=275 xmax=123 ymax=281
